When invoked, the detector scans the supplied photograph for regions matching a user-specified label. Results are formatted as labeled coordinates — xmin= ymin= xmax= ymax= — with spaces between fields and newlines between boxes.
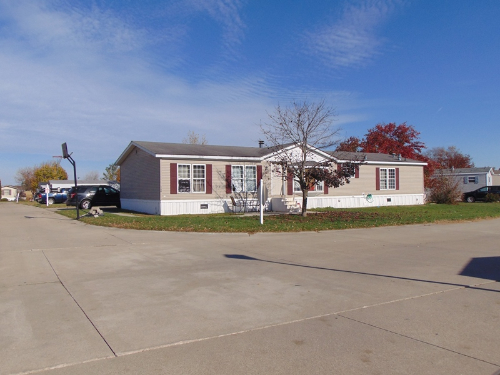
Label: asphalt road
xmin=1 ymin=203 xmax=499 ymax=375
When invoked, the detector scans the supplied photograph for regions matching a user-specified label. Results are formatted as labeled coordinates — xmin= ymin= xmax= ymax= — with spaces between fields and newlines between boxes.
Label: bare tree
xmin=261 ymin=100 xmax=353 ymax=216
xmin=83 ymin=171 xmax=100 ymax=181
xmin=16 ymin=162 xmax=68 ymax=193
xmin=183 ymin=131 xmax=208 ymax=145
xmin=15 ymin=166 xmax=35 ymax=193
xmin=424 ymin=146 xmax=473 ymax=169
xmin=428 ymin=169 xmax=462 ymax=204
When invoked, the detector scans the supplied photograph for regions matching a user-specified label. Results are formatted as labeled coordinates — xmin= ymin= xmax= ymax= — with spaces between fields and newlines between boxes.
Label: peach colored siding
xmin=156 ymin=160 xmax=425 ymax=201
xmin=160 ymin=159 xmax=262 ymax=201
xmin=323 ymin=165 xmax=424 ymax=196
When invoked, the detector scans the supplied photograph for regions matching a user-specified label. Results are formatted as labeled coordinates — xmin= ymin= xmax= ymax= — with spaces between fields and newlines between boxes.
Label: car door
xmin=92 ymin=186 xmax=106 ymax=206
xmin=102 ymin=186 xmax=119 ymax=206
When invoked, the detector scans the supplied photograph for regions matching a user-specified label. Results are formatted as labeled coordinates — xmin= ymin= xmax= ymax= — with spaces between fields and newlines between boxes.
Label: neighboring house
xmin=115 ymin=141 xmax=427 ymax=216
xmin=1 ymin=185 xmax=19 ymax=201
xmin=38 ymin=180 xmax=120 ymax=191
xmin=437 ymin=167 xmax=495 ymax=193
xmin=493 ymin=170 xmax=500 ymax=185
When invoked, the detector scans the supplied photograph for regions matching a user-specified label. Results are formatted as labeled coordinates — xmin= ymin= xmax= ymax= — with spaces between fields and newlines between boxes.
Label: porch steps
xmin=282 ymin=197 xmax=301 ymax=213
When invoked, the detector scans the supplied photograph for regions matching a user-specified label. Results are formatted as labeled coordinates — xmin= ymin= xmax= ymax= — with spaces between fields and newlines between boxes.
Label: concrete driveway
xmin=1 ymin=203 xmax=499 ymax=375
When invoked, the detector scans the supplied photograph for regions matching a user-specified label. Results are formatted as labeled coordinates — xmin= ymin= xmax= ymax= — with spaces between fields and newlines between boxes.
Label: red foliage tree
xmin=360 ymin=122 xmax=425 ymax=159
xmin=335 ymin=136 xmax=362 ymax=152
xmin=420 ymin=155 xmax=440 ymax=189
xmin=424 ymin=146 xmax=474 ymax=169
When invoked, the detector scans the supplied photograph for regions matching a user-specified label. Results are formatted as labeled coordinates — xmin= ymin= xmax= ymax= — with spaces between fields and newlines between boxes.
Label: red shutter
xmin=324 ymin=183 xmax=328 ymax=194
xmin=310 ymin=183 xmax=315 ymax=191
xmin=337 ymin=163 xmax=342 ymax=172
xmin=376 ymin=167 xmax=380 ymax=190
xmin=355 ymin=165 xmax=359 ymax=178
xmin=226 ymin=165 xmax=232 ymax=194
xmin=396 ymin=168 xmax=400 ymax=190
xmin=287 ymin=172 xmax=293 ymax=195
xmin=257 ymin=165 xmax=263 ymax=187
xmin=206 ymin=164 xmax=212 ymax=194
xmin=170 ymin=163 xmax=177 ymax=194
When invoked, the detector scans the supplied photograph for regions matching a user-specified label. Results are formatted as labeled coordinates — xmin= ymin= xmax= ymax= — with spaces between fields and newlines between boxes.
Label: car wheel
xmin=80 ymin=199 xmax=92 ymax=209
xmin=466 ymin=196 xmax=475 ymax=203
xmin=48 ymin=198 xmax=55 ymax=205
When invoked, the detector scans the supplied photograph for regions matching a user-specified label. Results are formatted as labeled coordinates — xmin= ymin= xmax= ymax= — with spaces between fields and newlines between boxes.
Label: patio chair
xmin=230 ymin=195 xmax=244 ymax=213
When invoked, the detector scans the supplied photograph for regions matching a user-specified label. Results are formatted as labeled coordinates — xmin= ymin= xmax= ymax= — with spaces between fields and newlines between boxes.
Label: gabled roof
xmin=116 ymin=141 xmax=274 ymax=164
xmin=116 ymin=141 xmax=427 ymax=166
xmin=327 ymin=151 xmax=427 ymax=165
xmin=439 ymin=167 xmax=493 ymax=175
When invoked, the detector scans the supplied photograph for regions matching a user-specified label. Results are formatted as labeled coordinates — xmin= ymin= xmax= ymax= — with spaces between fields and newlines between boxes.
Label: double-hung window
xmin=294 ymin=179 xmax=323 ymax=192
xmin=178 ymin=164 xmax=206 ymax=193
xmin=379 ymin=168 xmax=396 ymax=190
xmin=232 ymin=165 xmax=257 ymax=192
xmin=293 ymin=179 xmax=301 ymax=193
xmin=341 ymin=163 xmax=356 ymax=177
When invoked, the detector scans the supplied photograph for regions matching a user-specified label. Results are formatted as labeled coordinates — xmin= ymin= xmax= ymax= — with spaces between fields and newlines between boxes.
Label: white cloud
xmin=304 ymin=0 xmax=402 ymax=69
xmin=0 ymin=0 xmax=377 ymax=184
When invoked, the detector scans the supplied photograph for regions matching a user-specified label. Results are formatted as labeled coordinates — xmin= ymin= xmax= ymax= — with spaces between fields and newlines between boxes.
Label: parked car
xmin=37 ymin=188 xmax=70 ymax=204
xmin=463 ymin=186 xmax=500 ymax=202
xmin=65 ymin=185 xmax=121 ymax=209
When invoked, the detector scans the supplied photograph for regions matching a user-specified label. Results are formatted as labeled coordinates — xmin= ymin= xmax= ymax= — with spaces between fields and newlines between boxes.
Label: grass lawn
xmin=20 ymin=201 xmax=500 ymax=233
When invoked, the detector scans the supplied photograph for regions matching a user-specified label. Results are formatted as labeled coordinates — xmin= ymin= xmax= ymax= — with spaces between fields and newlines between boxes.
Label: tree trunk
xmin=301 ymin=189 xmax=308 ymax=217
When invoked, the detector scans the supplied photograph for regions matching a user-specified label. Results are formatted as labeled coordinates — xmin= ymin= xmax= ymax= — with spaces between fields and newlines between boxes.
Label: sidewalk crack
xmin=41 ymin=250 xmax=117 ymax=357
xmin=337 ymin=314 xmax=500 ymax=368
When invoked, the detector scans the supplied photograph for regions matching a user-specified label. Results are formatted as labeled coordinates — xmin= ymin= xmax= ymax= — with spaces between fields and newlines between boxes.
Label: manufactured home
xmin=436 ymin=167 xmax=496 ymax=193
xmin=116 ymin=141 xmax=427 ymax=215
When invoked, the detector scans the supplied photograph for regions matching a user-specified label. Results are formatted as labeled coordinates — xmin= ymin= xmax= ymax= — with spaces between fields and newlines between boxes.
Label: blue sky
xmin=1 ymin=0 xmax=499 ymax=185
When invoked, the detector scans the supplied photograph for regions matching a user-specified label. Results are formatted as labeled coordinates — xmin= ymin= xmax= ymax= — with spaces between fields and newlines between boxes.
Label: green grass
xmin=46 ymin=202 xmax=500 ymax=233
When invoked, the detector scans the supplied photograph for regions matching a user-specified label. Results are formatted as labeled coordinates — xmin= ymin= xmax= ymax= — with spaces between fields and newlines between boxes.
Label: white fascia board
xmin=261 ymin=144 xmax=295 ymax=160
xmin=306 ymin=145 xmax=333 ymax=159
xmin=330 ymin=158 xmax=427 ymax=166
xmin=366 ymin=161 xmax=427 ymax=166
xmin=262 ymin=143 xmax=332 ymax=162
xmin=155 ymin=154 xmax=262 ymax=162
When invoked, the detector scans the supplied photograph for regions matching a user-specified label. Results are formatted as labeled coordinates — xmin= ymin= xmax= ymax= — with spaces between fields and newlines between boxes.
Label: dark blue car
xmin=65 ymin=185 xmax=121 ymax=209
xmin=463 ymin=186 xmax=500 ymax=202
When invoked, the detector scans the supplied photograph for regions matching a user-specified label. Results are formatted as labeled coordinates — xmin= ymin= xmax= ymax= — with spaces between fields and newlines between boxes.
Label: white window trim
xmin=294 ymin=178 xmax=324 ymax=192
xmin=232 ymin=165 xmax=257 ymax=192
xmin=293 ymin=179 xmax=301 ymax=193
xmin=380 ymin=168 xmax=396 ymax=190
xmin=341 ymin=163 xmax=356 ymax=178
xmin=178 ymin=164 xmax=206 ymax=194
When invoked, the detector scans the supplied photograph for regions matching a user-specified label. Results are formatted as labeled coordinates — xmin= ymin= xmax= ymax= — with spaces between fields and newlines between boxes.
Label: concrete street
xmin=1 ymin=203 xmax=499 ymax=375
